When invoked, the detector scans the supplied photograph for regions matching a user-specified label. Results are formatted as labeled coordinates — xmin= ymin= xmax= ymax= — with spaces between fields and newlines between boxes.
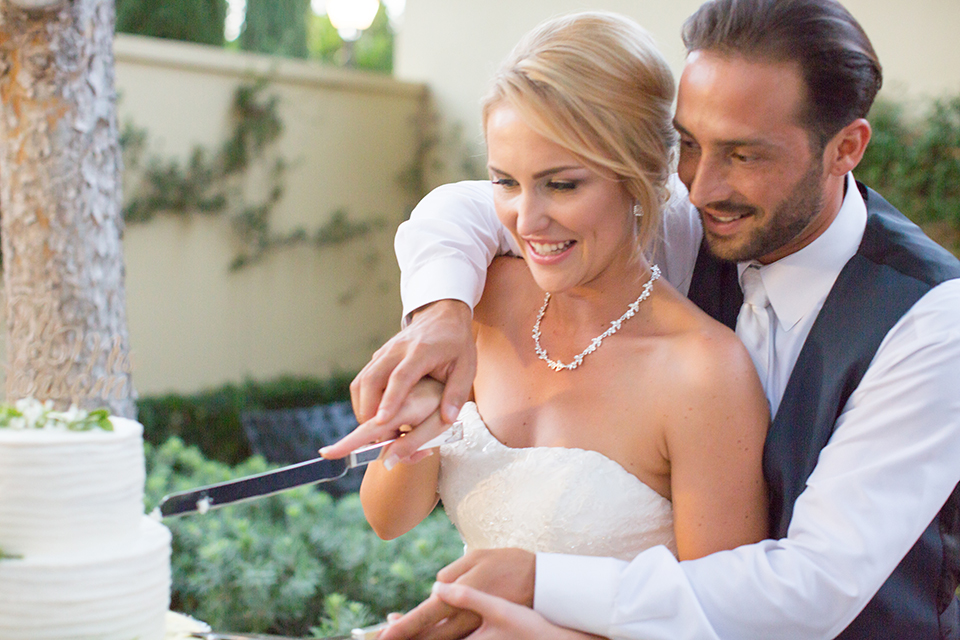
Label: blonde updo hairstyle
xmin=482 ymin=12 xmax=677 ymax=253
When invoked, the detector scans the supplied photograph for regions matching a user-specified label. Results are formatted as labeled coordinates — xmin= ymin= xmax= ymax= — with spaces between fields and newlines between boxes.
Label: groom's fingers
xmin=351 ymin=335 xmax=410 ymax=424
xmin=373 ymin=300 xmax=475 ymax=424
xmin=439 ymin=349 xmax=475 ymax=424
xmin=436 ymin=548 xmax=536 ymax=608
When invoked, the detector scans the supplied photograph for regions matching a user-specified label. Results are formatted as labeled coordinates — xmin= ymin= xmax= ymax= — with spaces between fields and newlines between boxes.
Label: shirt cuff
xmin=534 ymin=553 xmax=624 ymax=636
xmin=400 ymin=257 xmax=483 ymax=324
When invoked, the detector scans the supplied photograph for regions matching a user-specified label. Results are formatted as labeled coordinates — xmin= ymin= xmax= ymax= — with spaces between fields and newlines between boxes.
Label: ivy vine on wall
xmin=121 ymin=79 xmax=377 ymax=270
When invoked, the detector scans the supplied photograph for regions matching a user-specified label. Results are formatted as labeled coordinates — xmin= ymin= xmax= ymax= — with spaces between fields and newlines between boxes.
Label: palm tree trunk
xmin=0 ymin=0 xmax=136 ymax=418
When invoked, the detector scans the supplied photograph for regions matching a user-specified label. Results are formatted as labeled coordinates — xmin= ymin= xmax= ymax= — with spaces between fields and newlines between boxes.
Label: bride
xmin=327 ymin=11 xmax=767 ymax=575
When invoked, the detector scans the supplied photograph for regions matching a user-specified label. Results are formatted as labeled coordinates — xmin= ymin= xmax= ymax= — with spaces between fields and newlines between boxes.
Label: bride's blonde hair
xmin=482 ymin=11 xmax=676 ymax=252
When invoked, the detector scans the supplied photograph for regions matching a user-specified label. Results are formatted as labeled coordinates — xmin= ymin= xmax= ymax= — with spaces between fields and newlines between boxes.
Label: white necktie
xmin=736 ymin=264 xmax=778 ymax=411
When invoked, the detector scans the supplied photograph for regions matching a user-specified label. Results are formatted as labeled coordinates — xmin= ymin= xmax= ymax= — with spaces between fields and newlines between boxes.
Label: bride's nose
xmin=515 ymin=192 xmax=551 ymax=236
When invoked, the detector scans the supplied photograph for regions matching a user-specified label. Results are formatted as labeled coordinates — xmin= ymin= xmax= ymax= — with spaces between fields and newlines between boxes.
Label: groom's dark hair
xmin=682 ymin=0 xmax=882 ymax=147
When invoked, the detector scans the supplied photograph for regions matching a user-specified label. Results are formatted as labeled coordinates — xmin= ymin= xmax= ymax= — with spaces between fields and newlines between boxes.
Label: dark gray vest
xmin=688 ymin=183 xmax=960 ymax=639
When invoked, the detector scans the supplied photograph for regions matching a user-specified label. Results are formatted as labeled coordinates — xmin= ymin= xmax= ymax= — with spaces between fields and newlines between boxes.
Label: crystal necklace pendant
xmin=532 ymin=265 xmax=660 ymax=372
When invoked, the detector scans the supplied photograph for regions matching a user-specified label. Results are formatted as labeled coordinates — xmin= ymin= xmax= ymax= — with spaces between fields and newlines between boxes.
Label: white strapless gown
xmin=439 ymin=403 xmax=677 ymax=561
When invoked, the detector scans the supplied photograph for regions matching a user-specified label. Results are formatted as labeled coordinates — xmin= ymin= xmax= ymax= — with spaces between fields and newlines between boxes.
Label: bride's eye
xmin=548 ymin=180 xmax=578 ymax=191
xmin=491 ymin=177 xmax=518 ymax=189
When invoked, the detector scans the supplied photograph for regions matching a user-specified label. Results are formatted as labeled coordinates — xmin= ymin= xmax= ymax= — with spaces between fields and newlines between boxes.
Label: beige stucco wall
xmin=396 ymin=0 xmax=960 ymax=185
xmin=0 ymin=35 xmax=426 ymax=396
xmin=111 ymin=36 xmax=426 ymax=395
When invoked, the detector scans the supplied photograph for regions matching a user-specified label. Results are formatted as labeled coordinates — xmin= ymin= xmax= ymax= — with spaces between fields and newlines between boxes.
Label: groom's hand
xmin=351 ymin=298 xmax=475 ymax=429
xmin=378 ymin=548 xmax=535 ymax=640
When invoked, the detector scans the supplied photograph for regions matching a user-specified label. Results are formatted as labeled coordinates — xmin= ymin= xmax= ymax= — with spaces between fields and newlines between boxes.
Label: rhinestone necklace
xmin=532 ymin=265 xmax=661 ymax=372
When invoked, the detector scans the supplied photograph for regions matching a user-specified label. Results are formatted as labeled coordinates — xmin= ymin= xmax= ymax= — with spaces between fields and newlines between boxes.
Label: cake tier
xmin=0 ymin=417 xmax=145 ymax=556
xmin=0 ymin=516 xmax=171 ymax=640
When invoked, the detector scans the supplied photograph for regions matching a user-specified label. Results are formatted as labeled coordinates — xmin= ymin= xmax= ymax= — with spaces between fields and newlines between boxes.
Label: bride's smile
xmin=485 ymin=104 xmax=641 ymax=301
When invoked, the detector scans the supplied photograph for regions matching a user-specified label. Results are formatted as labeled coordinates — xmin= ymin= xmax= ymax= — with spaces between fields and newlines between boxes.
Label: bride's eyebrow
xmin=534 ymin=166 xmax=583 ymax=179
xmin=487 ymin=165 xmax=585 ymax=179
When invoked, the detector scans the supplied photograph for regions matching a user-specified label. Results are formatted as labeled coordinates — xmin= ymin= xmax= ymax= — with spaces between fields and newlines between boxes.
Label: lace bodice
xmin=439 ymin=403 xmax=676 ymax=561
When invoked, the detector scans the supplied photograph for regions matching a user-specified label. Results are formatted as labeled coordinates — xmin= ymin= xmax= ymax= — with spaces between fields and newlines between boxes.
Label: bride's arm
xmin=360 ymin=445 xmax=442 ymax=540
xmin=664 ymin=327 xmax=769 ymax=560
xmin=356 ymin=379 xmax=446 ymax=540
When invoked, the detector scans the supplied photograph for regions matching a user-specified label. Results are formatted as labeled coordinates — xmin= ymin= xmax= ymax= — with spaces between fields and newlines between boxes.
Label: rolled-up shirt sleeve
xmin=397 ymin=181 xmax=517 ymax=321
xmin=535 ymin=279 xmax=960 ymax=640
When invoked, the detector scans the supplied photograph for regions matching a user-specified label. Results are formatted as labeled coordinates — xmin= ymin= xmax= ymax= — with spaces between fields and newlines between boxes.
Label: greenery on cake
xmin=0 ymin=398 xmax=112 ymax=432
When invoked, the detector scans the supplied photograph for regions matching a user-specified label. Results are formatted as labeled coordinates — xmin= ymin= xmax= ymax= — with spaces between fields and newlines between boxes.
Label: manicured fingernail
xmin=431 ymin=581 xmax=443 ymax=595
xmin=383 ymin=454 xmax=399 ymax=471
xmin=319 ymin=446 xmax=330 ymax=456
xmin=442 ymin=403 xmax=459 ymax=423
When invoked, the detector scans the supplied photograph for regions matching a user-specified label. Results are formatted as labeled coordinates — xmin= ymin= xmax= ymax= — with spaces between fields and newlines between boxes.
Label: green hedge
xmin=137 ymin=374 xmax=356 ymax=465
xmin=147 ymin=437 xmax=463 ymax=636
xmin=859 ymin=95 xmax=960 ymax=254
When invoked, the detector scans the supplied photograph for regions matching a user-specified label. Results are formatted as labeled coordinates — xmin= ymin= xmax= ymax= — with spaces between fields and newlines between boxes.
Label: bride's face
xmin=485 ymin=104 xmax=637 ymax=295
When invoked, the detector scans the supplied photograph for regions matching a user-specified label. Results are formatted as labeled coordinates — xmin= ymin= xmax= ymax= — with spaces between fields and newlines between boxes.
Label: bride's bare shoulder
xmin=640 ymin=285 xmax=768 ymax=431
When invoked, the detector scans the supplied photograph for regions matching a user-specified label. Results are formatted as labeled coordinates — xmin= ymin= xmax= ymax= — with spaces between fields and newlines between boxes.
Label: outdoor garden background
xmin=1 ymin=0 xmax=958 ymax=635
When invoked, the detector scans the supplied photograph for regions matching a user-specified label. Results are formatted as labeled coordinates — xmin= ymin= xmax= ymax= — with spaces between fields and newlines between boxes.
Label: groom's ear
xmin=823 ymin=118 xmax=872 ymax=176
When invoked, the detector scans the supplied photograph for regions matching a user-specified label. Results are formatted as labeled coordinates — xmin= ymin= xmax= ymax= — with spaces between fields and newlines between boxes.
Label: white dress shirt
xmin=396 ymin=174 xmax=960 ymax=639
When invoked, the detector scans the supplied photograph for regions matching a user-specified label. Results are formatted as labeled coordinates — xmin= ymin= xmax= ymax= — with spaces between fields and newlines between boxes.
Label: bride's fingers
xmin=380 ymin=410 xmax=446 ymax=466
xmin=318 ymin=418 xmax=395 ymax=459
xmin=416 ymin=609 xmax=481 ymax=640
xmin=430 ymin=583 xmax=509 ymax=627
xmin=377 ymin=594 xmax=457 ymax=640
xmin=322 ymin=379 xmax=446 ymax=459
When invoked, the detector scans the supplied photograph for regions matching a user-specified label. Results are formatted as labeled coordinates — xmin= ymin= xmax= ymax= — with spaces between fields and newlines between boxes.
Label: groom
xmin=353 ymin=0 xmax=960 ymax=638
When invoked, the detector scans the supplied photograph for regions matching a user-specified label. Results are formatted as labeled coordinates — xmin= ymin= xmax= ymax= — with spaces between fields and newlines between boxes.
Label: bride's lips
xmin=525 ymin=239 xmax=576 ymax=264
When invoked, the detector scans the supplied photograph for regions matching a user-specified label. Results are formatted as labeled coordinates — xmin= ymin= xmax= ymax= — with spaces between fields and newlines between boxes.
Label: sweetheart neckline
xmin=456 ymin=401 xmax=672 ymax=506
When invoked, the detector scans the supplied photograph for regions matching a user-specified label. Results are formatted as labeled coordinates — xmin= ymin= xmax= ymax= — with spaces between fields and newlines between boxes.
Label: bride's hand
xmin=427 ymin=582 xmax=604 ymax=640
xmin=378 ymin=548 xmax=535 ymax=640
xmin=320 ymin=377 xmax=445 ymax=463
xmin=351 ymin=299 xmax=476 ymax=427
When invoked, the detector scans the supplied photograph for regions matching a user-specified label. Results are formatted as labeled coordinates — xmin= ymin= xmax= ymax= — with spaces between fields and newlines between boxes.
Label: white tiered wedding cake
xmin=0 ymin=400 xmax=172 ymax=640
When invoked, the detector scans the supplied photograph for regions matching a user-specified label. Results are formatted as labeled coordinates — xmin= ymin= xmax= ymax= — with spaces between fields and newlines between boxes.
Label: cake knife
xmin=157 ymin=425 xmax=462 ymax=518
xmin=189 ymin=620 xmax=389 ymax=639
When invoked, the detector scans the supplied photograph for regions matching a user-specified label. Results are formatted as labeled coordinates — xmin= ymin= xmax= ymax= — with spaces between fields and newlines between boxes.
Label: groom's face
xmin=674 ymin=51 xmax=833 ymax=264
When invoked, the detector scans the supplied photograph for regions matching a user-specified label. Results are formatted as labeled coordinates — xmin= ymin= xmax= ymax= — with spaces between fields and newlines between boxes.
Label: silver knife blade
xmin=189 ymin=620 xmax=387 ymax=639
xmin=158 ymin=423 xmax=462 ymax=518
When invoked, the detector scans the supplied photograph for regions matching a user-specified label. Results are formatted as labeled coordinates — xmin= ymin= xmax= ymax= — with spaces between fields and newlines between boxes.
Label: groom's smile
xmin=674 ymin=51 xmax=838 ymax=264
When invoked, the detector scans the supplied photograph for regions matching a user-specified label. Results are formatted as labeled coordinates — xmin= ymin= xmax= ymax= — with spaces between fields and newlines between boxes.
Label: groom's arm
xmin=350 ymin=180 xmax=513 ymax=430
xmin=536 ymin=279 xmax=960 ymax=640
xmin=397 ymin=180 xmax=519 ymax=321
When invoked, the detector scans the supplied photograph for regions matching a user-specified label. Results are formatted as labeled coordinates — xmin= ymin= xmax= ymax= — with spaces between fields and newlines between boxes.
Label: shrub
xmin=136 ymin=374 xmax=356 ymax=464
xmin=147 ymin=437 xmax=463 ymax=636
xmin=859 ymin=95 xmax=960 ymax=253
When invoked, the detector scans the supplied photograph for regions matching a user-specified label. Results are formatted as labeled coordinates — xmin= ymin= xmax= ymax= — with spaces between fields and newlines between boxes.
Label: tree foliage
xmin=116 ymin=0 xmax=227 ymax=46
xmin=240 ymin=0 xmax=310 ymax=59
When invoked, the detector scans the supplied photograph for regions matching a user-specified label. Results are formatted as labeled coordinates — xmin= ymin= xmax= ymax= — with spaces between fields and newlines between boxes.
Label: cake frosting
xmin=0 ymin=413 xmax=172 ymax=640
